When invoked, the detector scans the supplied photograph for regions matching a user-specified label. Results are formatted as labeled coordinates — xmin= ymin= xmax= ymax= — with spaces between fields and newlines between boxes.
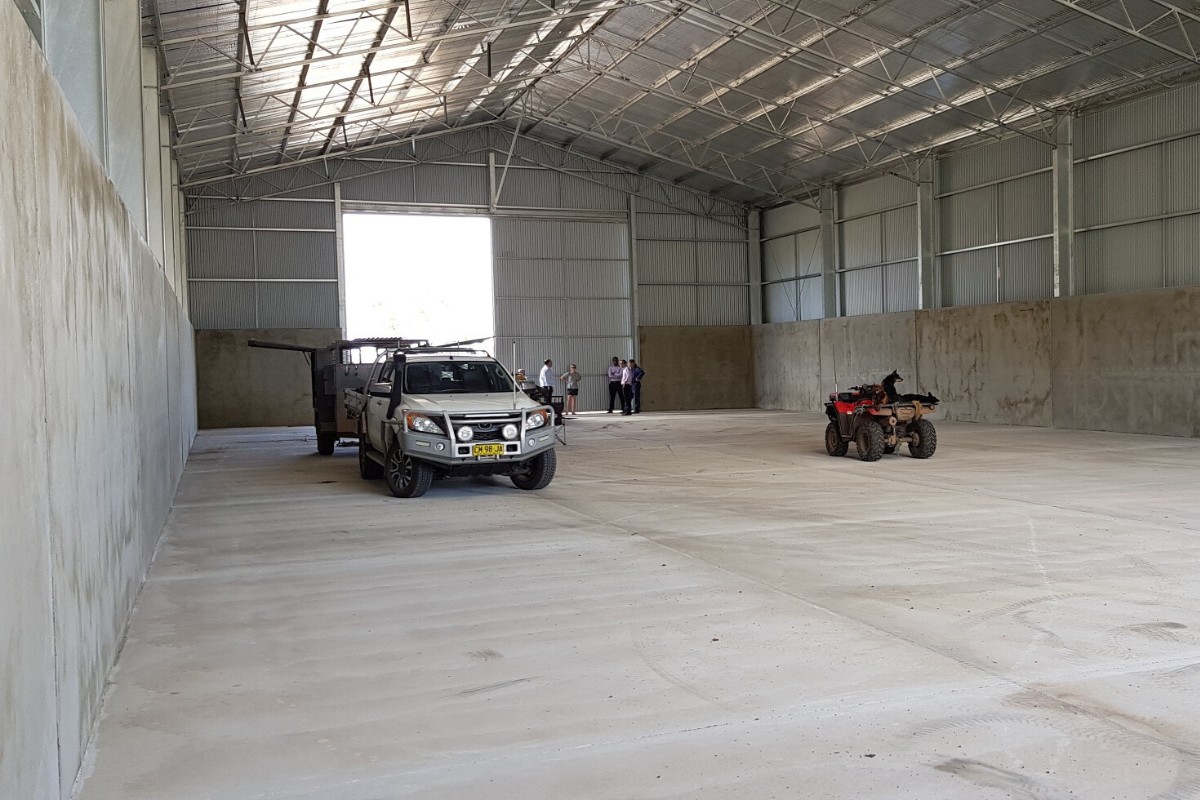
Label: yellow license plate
xmin=472 ymin=443 xmax=505 ymax=457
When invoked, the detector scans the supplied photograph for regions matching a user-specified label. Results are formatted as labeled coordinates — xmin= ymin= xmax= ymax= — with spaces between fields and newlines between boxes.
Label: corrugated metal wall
xmin=636 ymin=201 xmax=749 ymax=328
xmin=763 ymin=80 xmax=1200 ymax=320
xmin=187 ymin=196 xmax=339 ymax=328
xmin=761 ymin=204 xmax=822 ymax=322
xmin=187 ymin=130 xmax=749 ymax=338
xmin=494 ymin=217 xmax=631 ymax=413
xmin=187 ymin=130 xmax=748 ymax=414
xmin=939 ymin=136 xmax=1054 ymax=306
xmin=1076 ymin=80 xmax=1200 ymax=294
xmin=838 ymin=176 xmax=919 ymax=316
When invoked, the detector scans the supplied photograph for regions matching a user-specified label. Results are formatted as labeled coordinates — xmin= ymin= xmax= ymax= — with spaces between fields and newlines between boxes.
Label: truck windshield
xmin=404 ymin=361 xmax=515 ymax=394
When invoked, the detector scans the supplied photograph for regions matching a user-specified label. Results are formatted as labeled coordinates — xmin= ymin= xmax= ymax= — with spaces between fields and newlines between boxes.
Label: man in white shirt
xmin=619 ymin=359 xmax=634 ymax=415
xmin=538 ymin=359 xmax=556 ymax=391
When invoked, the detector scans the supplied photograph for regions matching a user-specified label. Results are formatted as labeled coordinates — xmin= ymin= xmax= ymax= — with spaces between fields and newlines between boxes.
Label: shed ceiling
xmin=146 ymin=0 xmax=1200 ymax=206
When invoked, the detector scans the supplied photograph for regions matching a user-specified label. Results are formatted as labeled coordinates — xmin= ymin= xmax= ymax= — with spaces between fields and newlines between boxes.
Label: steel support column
xmin=1053 ymin=116 xmax=1076 ymax=297
xmin=748 ymin=209 xmax=762 ymax=325
xmin=820 ymin=186 xmax=838 ymax=318
xmin=916 ymin=158 xmax=938 ymax=309
xmin=335 ymin=182 xmax=347 ymax=333
xmin=628 ymin=194 xmax=640 ymax=358
xmin=487 ymin=151 xmax=498 ymax=213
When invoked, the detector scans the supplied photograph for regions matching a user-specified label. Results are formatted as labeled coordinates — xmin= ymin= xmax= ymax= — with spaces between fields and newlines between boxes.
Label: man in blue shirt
xmin=630 ymin=359 xmax=645 ymax=413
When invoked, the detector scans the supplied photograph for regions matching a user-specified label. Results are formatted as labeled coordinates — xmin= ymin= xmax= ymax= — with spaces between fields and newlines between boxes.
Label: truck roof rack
xmin=247 ymin=337 xmax=431 ymax=353
xmin=394 ymin=346 xmax=493 ymax=358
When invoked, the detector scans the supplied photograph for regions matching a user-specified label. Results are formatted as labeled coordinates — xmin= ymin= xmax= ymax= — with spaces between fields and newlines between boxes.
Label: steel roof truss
xmin=455 ymin=0 xmax=620 ymax=124
xmin=539 ymin=107 xmax=818 ymax=201
xmin=1049 ymin=0 xmax=1200 ymax=64
xmin=160 ymin=0 xmax=677 ymax=92
xmin=673 ymin=0 xmax=1057 ymax=146
xmin=173 ymin=59 xmax=593 ymax=155
xmin=317 ymin=3 xmax=405 ymax=156
xmin=558 ymin=34 xmax=929 ymax=175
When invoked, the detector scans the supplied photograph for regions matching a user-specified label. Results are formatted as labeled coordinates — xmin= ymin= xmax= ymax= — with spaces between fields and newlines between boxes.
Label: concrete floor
xmin=75 ymin=411 xmax=1200 ymax=800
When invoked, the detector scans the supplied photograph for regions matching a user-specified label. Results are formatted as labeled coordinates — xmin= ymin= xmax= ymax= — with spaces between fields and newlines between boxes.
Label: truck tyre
xmin=855 ymin=420 xmax=885 ymax=462
xmin=908 ymin=419 xmax=937 ymax=459
xmin=385 ymin=440 xmax=433 ymax=498
xmin=358 ymin=435 xmax=383 ymax=480
xmin=511 ymin=449 xmax=557 ymax=490
xmin=824 ymin=422 xmax=848 ymax=457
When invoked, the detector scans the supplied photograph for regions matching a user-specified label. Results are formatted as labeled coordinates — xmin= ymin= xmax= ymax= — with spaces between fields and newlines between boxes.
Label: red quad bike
xmin=824 ymin=370 xmax=940 ymax=462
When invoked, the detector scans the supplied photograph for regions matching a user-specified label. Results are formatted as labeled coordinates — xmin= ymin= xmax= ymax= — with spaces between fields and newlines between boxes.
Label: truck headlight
xmin=502 ymin=424 xmax=518 ymax=440
xmin=527 ymin=411 xmax=547 ymax=429
xmin=456 ymin=425 xmax=474 ymax=441
xmin=406 ymin=413 xmax=443 ymax=435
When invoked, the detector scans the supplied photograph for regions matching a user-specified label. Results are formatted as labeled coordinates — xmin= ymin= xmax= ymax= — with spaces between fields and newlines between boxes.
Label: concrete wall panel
xmin=194 ymin=329 xmax=343 ymax=428
xmin=752 ymin=321 xmax=822 ymax=411
xmin=2 ymin=6 xmax=195 ymax=796
xmin=1052 ymin=289 xmax=1200 ymax=436
xmin=754 ymin=287 xmax=1200 ymax=437
xmin=817 ymin=313 xmax=917 ymax=395
xmin=1 ymin=17 xmax=58 ymax=800
xmin=916 ymin=301 xmax=1052 ymax=426
xmin=638 ymin=326 xmax=754 ymax=410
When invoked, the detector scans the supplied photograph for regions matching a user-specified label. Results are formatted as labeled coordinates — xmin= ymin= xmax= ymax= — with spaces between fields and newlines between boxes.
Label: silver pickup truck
xmin=345 ymin=346 xmax=558 ymax=497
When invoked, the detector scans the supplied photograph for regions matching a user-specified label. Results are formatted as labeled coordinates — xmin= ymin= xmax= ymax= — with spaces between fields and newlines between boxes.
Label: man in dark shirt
xmin=606 ymin=356 xmax=623 ymax=413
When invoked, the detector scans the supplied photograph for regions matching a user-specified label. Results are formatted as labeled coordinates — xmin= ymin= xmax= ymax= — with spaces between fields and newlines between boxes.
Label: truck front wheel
xmin=385 ymin=441 xmax=433 ymax=497
xmin=359 ymin=434 xmax=383 ymax=479
xmin=511 ymin=449 xmax=557 ymax=490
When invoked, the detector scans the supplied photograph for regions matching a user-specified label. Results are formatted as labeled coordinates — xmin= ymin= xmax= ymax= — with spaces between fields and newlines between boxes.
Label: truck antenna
xmin=511 ymin=340 xmax=519 ymax=409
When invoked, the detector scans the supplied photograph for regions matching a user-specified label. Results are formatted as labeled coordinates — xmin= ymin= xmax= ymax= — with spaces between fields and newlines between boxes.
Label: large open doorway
xmin=342 ymin=213 xmax=493 ymax=348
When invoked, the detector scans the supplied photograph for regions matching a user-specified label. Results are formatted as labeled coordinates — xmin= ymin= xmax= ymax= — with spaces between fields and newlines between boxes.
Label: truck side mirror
xmin=386 ymin=353 xmax=406 ymax=419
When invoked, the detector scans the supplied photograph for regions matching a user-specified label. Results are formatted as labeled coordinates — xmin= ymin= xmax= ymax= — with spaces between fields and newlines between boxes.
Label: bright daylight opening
xmin=343 ymin=213 xmax=493 ymax=352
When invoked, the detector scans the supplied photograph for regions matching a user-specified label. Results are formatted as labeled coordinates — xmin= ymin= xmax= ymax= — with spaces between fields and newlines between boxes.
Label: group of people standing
xmin=606 ymin=356 xmax=644 ymax=416
xmin=513 ymin=357 xmax=645 ymax=416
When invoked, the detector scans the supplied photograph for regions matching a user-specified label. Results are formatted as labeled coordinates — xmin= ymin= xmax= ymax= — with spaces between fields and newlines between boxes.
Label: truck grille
xmin=446 ymin=414 xmax=524 ymax=443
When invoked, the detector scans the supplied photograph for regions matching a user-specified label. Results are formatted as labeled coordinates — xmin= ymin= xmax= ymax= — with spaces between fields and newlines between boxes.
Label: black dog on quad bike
xmin=881 ymin=370 xmax=940 ymax=406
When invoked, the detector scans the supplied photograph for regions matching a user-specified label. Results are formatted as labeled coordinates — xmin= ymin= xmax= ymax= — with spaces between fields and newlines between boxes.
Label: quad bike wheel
xmin=385 ymin=440 xmax=434 ymax=497
xmin=855 ymin=420 xmax=885 ymax=462
xmin=824 ymin=421 xmax=848 ymax=457
xmin=908 ymin=418 xmax=937 ymax=459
